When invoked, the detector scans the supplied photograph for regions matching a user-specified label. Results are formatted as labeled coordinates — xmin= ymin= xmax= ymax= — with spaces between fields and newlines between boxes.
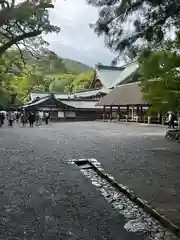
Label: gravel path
xmin=0 ymin=122 xmax=144 ymax=240
xmin=0 ymin=121 xmax=179 ymax=239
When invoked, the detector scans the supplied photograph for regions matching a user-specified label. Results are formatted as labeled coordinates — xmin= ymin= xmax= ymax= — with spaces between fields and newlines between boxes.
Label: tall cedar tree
xmin=87 ymin=0 xmax=180 ymax=62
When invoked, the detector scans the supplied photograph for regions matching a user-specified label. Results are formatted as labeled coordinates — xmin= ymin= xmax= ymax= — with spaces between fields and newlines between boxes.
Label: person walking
xmin=20 ymin=112 xmax=27 ymax=127
xmin=28 ymin=112 xmax=35 ymax=127
xmin=7 ymin=110 xmax=15 ymax=127
xmin=39 ymin=111 xmax=43 ymax=125
xmin=16 ymin=111 xmax=20 ymax=123
xmin=0 ymin=111 xmax=5 ymax=127
xmin=44 ymin=112 xmax=50 ymax=125
xmin=168 ymin=112 xmax=175 ymax=129
xmin=35 ymin=112 xmax=40 ymax=126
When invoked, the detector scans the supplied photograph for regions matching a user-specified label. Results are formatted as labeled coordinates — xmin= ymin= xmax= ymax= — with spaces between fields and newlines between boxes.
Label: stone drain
xmin=68 ymin=158 xmax=179 ymax=240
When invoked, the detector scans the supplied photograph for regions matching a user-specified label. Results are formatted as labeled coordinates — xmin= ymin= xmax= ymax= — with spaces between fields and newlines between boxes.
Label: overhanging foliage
xmin=139 ymin=35 xmax=180 ymax=112
xmin=0 ymin=0 xmax=60 ymax=57
xmin=87 ymin=0 xmax=180 ymax=61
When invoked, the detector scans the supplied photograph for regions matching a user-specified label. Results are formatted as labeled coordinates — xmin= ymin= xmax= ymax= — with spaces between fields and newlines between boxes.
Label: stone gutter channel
xmin=68 ymin=158 xmax=179 ymax=240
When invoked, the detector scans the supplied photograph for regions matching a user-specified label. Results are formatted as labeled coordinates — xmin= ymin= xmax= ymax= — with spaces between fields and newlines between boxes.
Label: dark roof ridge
xmin=55 ymin=97 xmax=98 ymax=102
xmin=30 ymin=91 xmax=70 ymax=94
xmin=74 ymin=88 xmax=102 ymax=93
xmin=29 ymin=94 xmax=50 ymax=103
xmin=120 ymin=60 xmax=138 ymax=69
xmin=95 ymin=60 xmax=138 ymax=71
xmin=95 ymin=65 xmax=125 ymax=71
xmin=116 ymin=81 xmax=141 ymax=88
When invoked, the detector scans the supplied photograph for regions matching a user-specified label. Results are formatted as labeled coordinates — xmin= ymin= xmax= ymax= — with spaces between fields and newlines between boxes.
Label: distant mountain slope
xmin=23 ymin=49 xmax=94 ymax=92
xmin=0 ymin=49 xmax=94 ymax=107
xmin=23 ymin=49 xmax=92 ymax=75
xmin=61 ymin=58 xmax=92 ymax=74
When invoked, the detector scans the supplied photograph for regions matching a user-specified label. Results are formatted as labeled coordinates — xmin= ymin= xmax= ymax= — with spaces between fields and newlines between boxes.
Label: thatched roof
xmin=91 ymin=61 xmax=139 ymax=89
xmin=96 ymin=82 xmax=148 ymax=106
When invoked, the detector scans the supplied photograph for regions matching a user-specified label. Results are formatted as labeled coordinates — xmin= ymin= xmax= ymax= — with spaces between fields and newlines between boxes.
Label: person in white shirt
xmin=35 ymin=112 xmax=40 ymax=126
xmin=39 ymin=111 xmax=43 ymax=125
xmin=168 ymin=112 xmax=175 ymax=129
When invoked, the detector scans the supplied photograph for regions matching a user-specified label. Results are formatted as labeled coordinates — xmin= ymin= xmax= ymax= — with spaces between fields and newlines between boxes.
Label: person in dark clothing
xmin=7 ymin=111 xmax=15 ymax=127
xmin=171 ymin=114 xmax=175 ymax=128
xmin=0 ymin=112 xmax=5 ymax=127
xmin=28 ymin=112 xmax=35 ymax=127
xmin=16 ymin=112 xmax=20 ymax=122
xmin=44 ymin=112 xmax=50 ymax=125
xmin=20 ymin=112 xmax=27 ymax=127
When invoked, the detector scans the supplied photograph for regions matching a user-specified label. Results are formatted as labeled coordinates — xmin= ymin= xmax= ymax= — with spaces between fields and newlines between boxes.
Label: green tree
xmin=0 ymin=51 xmax=24 ymax=107
xmin=87 ymin=0 xmax=180 ymax=61
xmin=0 ymin=0 xmax=60 ymax=56
xmin=0 ymin=50 xmax=49 ymax=105
xmin=10 ymin=76 xmax=29 ymax=103
xmin=0 ymin=47 xmax=93 ymax=107
xmin=139 ymin=41 xmax=180 ymax=113
xmin=49 ymin=74 xmax=76 ymax=92
xmin=72 ymin=70 xmax=93 ymax=90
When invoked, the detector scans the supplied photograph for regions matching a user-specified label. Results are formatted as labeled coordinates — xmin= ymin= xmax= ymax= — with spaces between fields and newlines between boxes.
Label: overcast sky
xmin=44 ymin=0 xmax=117 ymax=67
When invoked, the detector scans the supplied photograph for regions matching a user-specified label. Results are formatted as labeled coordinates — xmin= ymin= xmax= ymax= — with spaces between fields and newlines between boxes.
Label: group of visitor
xmin=0 ymin=110 xmax=50 ymax=128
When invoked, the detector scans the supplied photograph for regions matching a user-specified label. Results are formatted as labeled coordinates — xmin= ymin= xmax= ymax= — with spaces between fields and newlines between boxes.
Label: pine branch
xmin=0 ymin=30 xmax=42 ymax=56
xmin=0 ymin=2 xmax=54 ymax=28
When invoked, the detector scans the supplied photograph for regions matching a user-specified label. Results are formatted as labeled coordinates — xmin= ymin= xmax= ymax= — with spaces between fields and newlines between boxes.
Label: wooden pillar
xmin=126 ymin=106 xmax=129 ymax=122
xmin=117 ymin=106 xmax=120 ymax=121
xmin=103 ymin=106 xmax=105 ymax=121
xmin=161 ymin=114 xmax=165 ymax=125
xmin=50 ymin=107 xmax=52 ymax=121
xmin=140 ymin=106 xmax=143 ymax=122
xmin=74 ymin=109 xmax=77 ymax=120
xmin=137 ymin=106 xmax=140 ymax=116
xmin=110 ymin=105 xmax=112 ymax=121
xmin=132 ymin=106 xmax=134 ymax=120
xmin=136 ymin=106 xmax=139 ymax=115
xmin=157 ymin=112 xmax=160 ymax=124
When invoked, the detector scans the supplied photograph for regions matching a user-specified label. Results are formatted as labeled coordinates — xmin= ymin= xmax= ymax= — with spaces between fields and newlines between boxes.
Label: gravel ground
xmin=0 ymin=122 xmax=145 ymax=240
xmin=0 ymin=121 xmax=180 ymax=239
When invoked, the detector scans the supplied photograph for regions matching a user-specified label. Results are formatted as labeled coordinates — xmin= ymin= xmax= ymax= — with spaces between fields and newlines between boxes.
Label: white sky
xmin=44 ymin=0 xmax=117 ymax=67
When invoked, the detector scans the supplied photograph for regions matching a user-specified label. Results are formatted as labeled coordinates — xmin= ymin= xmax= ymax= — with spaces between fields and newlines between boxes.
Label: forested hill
xmin=0 ymin=49 xmax=94 ymax=107
xmin=23 ymin=49 xmax=92 ymax=74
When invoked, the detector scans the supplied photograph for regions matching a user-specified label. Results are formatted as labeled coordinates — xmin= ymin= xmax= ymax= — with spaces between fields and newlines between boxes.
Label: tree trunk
xmin=0 ymin=30 xmax=41 ymax=56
